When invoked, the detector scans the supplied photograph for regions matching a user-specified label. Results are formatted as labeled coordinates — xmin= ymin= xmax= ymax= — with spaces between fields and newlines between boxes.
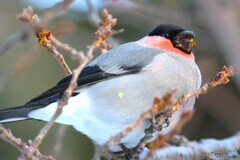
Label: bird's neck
xmin=142 ymin=36 xmax=195 ymax=61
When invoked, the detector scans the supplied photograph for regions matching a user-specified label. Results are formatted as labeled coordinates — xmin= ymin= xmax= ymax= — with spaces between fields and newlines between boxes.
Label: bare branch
xmin=0 ymin=0 xmax=74 ymax=57
xmin=0 ymin=124 xmax=28 ymax=153
xmin=49 ymin=35 xmax=85 ymax=62
xmin=32 ymin=15 xmax=72 ymax=75
xmin=0 ymin=26 xmax=32 ymax=56
xmin=144 ymin=111 xmax=193 ymax=159
xmin=0 ymin=6 xmax=34 ymax=56
xmin=139 ymin=132 xmax=240 ymax=160
xmin=0 ymin=125 xmax=54 ymax=160
xmin=168 ymin=66 xmax=234 ymax=115
xmin=93 ymin=8 xmax=118 ymax=53
xmin=86 ymin=0 xmax=122 ymax=48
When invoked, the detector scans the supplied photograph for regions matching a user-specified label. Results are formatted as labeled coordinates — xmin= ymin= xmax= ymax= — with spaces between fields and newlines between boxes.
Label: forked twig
xmin=32 ymin=15 xmax=72 ymax=75
xmin=0 ymin=125 xmax=54 ymax=160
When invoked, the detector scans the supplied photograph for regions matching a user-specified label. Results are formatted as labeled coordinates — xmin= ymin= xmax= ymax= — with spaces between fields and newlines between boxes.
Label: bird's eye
xmin=162 ymin=33 xmax=169 ymax=37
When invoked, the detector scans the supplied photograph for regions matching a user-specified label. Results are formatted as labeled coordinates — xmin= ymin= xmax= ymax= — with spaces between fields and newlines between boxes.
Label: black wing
xmin=26 ymin=41 xmax=162 ymax=106
xmin=26 ymin=65 xmax=140 ymax=105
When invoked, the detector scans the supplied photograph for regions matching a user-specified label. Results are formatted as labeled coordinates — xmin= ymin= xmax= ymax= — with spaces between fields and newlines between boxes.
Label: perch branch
xmin=106 ymin=91 xmax=176 ymax=155
xmin=144 ymin=111 xmax=194 ymax=159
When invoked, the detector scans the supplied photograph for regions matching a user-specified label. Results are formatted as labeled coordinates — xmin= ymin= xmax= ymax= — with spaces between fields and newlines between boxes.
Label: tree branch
xmin=32 ymin=15 xmax=72 ymax=75
xmin=140 ymin=132 xmax=240 ymax=160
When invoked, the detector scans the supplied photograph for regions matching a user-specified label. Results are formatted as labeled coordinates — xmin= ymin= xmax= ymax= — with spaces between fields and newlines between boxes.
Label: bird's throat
xmin=144 ymin=36 xmax=195 ymax=61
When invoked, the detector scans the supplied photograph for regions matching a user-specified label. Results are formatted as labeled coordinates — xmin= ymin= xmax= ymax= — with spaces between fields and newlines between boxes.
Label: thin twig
xmin=32 ymin=15 xmax=72 ymax=75
xmin=0 ymin=124 xmax=28 ymax=153
xmin=86 ymin=0 xmax=123 ymax=48
xmin=93 ymin=9 xmax=118 ymax=53
xmin=49 ymin=35 xmax=85 ymax=62
xmin=168 ymin=66 xmax=234 ymax=115
xmin=0 ymin=125 xmax=54 ymax=160
xmin=0 ymin=0 xmax=74 ymax=56
xmin=0 ymin=26 xmax=32 ymax=56
xmin=0 ymin=6 xmax=33 ymax=56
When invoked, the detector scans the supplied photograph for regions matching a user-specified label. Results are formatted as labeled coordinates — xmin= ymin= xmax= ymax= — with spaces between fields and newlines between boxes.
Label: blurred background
xmin=0 ymin=0 xmax=239 ymax=160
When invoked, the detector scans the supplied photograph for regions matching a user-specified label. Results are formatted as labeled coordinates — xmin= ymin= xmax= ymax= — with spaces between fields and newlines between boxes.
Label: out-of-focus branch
xmin=0 ymin=2 xmax=76 ymax=89
xmin=0 ymin=6 xmax=33 ymax=56
xmin=51 ymin=125 xmax=68 ymax=159
xmin=0 ymin=21 xmax=76 ymax=92
xmin=0 ymin=0 xmax=74 ymax=57
xmin=0 ymin=26 xmax=32 ymax=56
xmin=93 ymin=9 xmax=118 ymax=53
xmin=86 ymin=0 xmax=123 ymax=48
xmin=139 ymin=132 xmax=240 ymax=160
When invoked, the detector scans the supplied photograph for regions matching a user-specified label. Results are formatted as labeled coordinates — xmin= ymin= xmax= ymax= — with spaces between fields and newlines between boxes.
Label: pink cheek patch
xmin=144 ymin=36 xmax=195 ymax=61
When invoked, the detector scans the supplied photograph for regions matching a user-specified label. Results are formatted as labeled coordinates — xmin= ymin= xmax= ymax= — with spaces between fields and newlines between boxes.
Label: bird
xmin=0 ymin=24 xmax=201 ymax=152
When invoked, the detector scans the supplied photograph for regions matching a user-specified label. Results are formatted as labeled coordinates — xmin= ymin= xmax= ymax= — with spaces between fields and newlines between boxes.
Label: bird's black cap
xmin=148 ymin=24 xmax=185 ymax=42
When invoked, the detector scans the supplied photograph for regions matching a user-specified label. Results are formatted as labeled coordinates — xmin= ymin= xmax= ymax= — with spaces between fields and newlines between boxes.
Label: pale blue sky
xmin=23 ymin=0 xmax=103 ymax=12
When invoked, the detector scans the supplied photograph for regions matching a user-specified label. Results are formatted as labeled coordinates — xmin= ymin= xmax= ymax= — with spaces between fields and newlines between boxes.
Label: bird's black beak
xmin=173 ymin=30 xmax=197 ymax=54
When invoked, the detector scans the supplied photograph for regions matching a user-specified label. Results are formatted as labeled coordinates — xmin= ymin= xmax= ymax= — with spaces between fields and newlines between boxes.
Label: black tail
xmin=0 ymin=104 xmax=41 ymax=123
